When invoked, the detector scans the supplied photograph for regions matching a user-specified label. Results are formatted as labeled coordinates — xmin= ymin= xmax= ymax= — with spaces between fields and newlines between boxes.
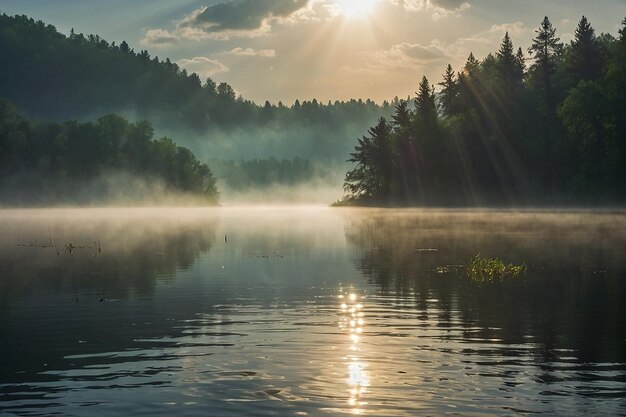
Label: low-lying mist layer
xmin=208 ymin=157 xmax=346 ymax=205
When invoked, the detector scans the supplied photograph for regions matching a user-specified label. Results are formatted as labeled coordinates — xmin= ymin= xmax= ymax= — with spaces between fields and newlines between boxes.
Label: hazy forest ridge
xmin=0 ymin=13 xmax=625 ymax=206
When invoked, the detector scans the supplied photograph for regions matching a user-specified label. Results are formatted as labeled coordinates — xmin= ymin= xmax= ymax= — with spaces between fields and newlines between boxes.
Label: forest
xmin=209 ymin=158 xmax=315 ymax=190
xmin=1 ymin=12 xmax=625 ymax=206
xmin=0 ymin=99 xmax=218 ymax=205
xmin=342 ymin=16 xmax=626 ymax=206
xmin=0 ymin=13 xmax=389 ymax=164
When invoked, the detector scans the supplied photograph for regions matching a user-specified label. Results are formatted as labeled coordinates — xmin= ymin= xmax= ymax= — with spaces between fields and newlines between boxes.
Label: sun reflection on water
xmin=339 ymin=289 xmax=369 ymax=414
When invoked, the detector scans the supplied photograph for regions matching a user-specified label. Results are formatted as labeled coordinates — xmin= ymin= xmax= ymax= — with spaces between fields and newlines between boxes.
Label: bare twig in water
xmin=17 ymin=238 xmax=102 ymax=256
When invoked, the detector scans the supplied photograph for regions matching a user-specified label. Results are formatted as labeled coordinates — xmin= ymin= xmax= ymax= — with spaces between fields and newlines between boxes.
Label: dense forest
xmin=342 ymin=16 xmax=626 ymax=206
xmin=0 ymin=99 xmax=218 ymax=205
xmin=209 ymin=158 xmax=316 ymax=190
xmin=0 ymin=13 xmax=389 ymax=164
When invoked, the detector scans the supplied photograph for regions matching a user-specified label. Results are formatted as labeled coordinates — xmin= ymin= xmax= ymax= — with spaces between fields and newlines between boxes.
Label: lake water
xmin=1 ymin=207 xmax=625 ymax=416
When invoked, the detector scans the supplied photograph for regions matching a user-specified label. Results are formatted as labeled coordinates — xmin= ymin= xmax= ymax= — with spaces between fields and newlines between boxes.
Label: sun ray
xmin=333 ymin=0 xmax=380 ymax=20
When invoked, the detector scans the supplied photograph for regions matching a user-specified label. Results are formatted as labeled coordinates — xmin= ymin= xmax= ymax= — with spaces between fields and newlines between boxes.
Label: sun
xmin=334 ymin=0 xmax=380 ymax=20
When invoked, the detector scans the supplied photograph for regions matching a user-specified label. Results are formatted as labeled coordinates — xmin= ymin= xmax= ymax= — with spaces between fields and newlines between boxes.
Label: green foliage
xmin=0 ymin=99 xmax=218 ymax=204
xmin=529 ymin=16 xmax=563 ymax=103
xmin=343 ymin=15 xmax=626 ymax=206
xmin=496 ymin=32 xmax=525 ymax=93
xmin=565 ymin=16 xmax=604 ymax=87
xmin=344 ymin=117 xmax=394 ymax=201
xmin=0 ymin=13 xmax=391 ymax=163
xmin=466 ymin=255 xmax=526 ymax=284
xmin=415 ymin=76 xmax=438 ymax=123
xmin=438 ymin=64 xmax=460 ymax=117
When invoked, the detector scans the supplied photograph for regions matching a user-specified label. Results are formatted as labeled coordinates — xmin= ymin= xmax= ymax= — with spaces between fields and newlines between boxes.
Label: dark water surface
xmin=1 ymin=207 xmax=625 ymax=416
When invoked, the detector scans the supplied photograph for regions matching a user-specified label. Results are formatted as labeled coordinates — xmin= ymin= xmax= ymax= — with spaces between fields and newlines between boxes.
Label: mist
xmin=0 ymin=171 xmax=218 ymax=207
xmin=146 ymin=116 xmax=376 ymax=205
xmin=216 ymin=180 xmax=342 ymax=206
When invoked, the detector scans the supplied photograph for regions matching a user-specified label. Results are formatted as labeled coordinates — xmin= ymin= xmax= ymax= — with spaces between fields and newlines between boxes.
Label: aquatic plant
xmin=466 ymin=254 xmax=525 ymax=283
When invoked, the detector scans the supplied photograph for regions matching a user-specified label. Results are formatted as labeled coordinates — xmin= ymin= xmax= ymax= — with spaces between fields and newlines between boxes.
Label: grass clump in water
xmin=467 ymin=254 xmax=525 ymax=283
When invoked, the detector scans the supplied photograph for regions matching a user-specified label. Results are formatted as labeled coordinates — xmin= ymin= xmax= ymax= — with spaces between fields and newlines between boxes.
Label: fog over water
xmin=0 ymin=207 xmax=625 ymax=416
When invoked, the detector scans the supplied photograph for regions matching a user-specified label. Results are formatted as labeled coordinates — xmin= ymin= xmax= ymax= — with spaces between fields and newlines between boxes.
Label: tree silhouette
xmin=566 ymin=16 xmax=603 ymax=86
xmin=529 ymin=17 xmax=563 ymax=108
xmin=438 ymin=64 xmax=459 ymax=117
xmin=344 ymin=118 xmax=393 ymax=201
xmin=341 ymin=16 xmax=626 ymax=206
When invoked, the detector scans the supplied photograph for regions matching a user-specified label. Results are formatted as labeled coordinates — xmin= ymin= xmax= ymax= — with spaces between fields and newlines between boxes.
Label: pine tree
xmin=414 ymin=76 xmax=437 ymax=122
xmin=344 ymin=118 xmax=393 ymax=200
xmin=463 ymin=52 xmax=480 ymax=77
xmin=515 ymin=47 xmax=526 ymax=78
xmin=566 ymin=16 xmax=602 ymax=85
xmin=391 ymin=100 xmax=411 ymax=130
xmin=438 ymin=64 xmax=459 ymax=117
xmin=496 ymin=32 xmax=523 ymax=92
xmin=529 ymin=16 xmax=563 ymax=106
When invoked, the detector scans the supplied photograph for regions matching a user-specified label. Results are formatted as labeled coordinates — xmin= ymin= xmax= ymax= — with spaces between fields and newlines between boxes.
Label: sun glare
xmin=334 ymin=0 xmax=379 ymax=20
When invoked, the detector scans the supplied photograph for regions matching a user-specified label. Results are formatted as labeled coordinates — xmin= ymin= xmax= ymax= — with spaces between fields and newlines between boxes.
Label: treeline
xmin=0 ymin=13 xmax=388 ymax=161
xmin=209 ymin=158 xmax=314 ymax=190
xmin=343 ymin=16 xmax=626 ymax=206
xmin=0 ymin=99 xmax=218 ymax=204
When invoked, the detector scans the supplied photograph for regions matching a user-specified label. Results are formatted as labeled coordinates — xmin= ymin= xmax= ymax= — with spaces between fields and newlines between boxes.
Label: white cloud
xmin=370 ymin=41 xmax=451 ymax=68
xmin=398 ymin=0 xmax=470 ymax=20
xmin=223 ymin=47 xmax=276 ymax=58
xmin=176 ymin=57 xmax=229 ymax=78
xmin=139 ymin=28 xmax=178 ymax=48
xmin=343 ymin=20 xmax=530 ymax=90
xmin=449 ymin=21 xmax=529 ymax=59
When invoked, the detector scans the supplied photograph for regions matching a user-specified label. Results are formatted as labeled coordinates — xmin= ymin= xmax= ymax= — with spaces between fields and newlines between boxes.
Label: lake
xmin=1 ymin=207 xmax=625 ymax=416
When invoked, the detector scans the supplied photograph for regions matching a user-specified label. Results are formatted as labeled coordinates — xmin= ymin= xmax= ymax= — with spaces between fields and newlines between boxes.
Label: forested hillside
xmin=342 ymin=16 xmax=626 ymax=206
xmin=0 ymin=13 xmax=389 ymax=163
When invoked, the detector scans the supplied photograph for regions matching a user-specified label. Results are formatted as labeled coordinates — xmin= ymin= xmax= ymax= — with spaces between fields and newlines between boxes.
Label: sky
xmin=1 ymin=0 xmax=624 ymax=104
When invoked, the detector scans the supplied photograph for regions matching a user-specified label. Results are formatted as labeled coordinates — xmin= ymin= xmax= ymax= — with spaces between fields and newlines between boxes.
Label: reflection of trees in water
xmin=0 ymin=213 xmax=218 ymax=384
xmin=345 ymin=211 xmax=626 ymax=363
xmin=0 ymin=215 xmax=217 ymax=305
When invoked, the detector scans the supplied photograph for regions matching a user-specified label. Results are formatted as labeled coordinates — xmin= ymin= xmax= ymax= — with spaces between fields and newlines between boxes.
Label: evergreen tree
xmin=438 ymin=64 xmax=459 ymax=117
xmin=566 ymin=16 xmax=603 ymax=85
xmin=496 ymin=32 xmax=524 ymax=93
xmin=391 ymin=100 xmax=411 ymax=130
xmin=342 ymin=17 xmax=626 ymax=206
xmin=529 ymin=16 xmax=563 ymax=107
xmin=515 ymin=47 xmax=526 ymax=78
xmin=603 ymin=17 xmax=626 ymax=199
xmin=414 ymin=76 xmax=437 ymax=122
xmin=464 ymin=52 xmax=480 ymax=77
xmin=344 ymin=118 xmax=393 ymax=200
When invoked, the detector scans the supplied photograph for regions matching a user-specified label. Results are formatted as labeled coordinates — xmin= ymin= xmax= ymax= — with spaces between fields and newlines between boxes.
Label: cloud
xmin=140 ymin=28 xmax=178 ymax=48
xmin=223 ymin=47 xmax=276 ymax=57
xmin=450 ymin=21 xmax=529 ymax=58
xmin=139 ymin=0 xmax=315 ymax=44
xmin=178 ymin=0 xmax=310 ymax=39
xmin=176 ymin=57 xmax=229 ymax=78
xmin=430 ymin=0 xmax=467 ymax=8
xmin=347 ymin=20 xmax=529 ymax=89
xmin=370 ymin=42 xmax=451 ymax=69
xmin=400 ymin=0 xmax=470 ymax=20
